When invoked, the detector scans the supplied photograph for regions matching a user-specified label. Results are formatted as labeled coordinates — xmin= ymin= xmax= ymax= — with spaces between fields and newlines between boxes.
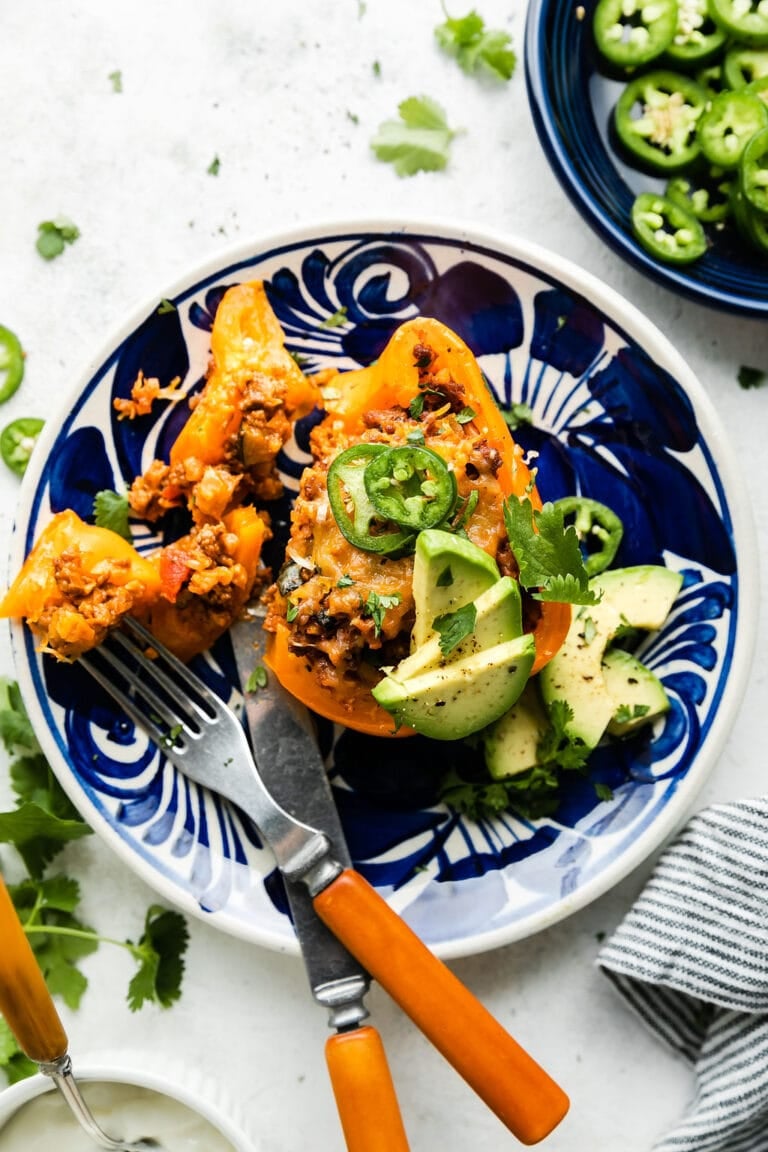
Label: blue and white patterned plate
xmin=8 ymin=221 xmax=757 ymax=958
xmin=525 ymin=0 xmax=768 ymax=316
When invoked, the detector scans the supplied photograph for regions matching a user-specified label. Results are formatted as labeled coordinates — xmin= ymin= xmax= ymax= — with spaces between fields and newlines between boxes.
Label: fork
xmin=80 ymin=618 xmax=569 ymax=1146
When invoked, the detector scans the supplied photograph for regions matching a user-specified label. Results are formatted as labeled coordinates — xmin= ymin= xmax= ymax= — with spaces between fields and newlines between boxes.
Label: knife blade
xmin=230 ymin=610 xmax=411 ymax=1152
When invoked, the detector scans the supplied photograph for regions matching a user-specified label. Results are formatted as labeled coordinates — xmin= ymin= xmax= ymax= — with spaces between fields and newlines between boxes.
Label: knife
xmin=228 ymin=608 xmax=570 ymax=1146
xmin=230 ymin=611 xmax=411 ymax=1152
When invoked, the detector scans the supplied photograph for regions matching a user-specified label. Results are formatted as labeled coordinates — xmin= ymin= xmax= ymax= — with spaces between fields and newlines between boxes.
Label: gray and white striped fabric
xmin=597 ymin=797 xmax=768 ymax=1152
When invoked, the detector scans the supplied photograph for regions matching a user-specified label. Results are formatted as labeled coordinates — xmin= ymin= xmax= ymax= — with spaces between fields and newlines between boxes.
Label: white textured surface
xmin=0 ymin=3 xmax=766 ymax=1150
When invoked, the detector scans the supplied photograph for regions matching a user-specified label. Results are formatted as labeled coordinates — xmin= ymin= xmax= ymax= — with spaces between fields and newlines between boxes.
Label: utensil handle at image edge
xmin=313 ymin=870 xmax=570 ymax=1146
xmin=326 ymin=1025 xmax=411 ymax=1152
xmin=0 ymin=874 xmax=69 ymax=1063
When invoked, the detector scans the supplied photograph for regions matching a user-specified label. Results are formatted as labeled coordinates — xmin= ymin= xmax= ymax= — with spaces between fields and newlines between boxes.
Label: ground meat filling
xmin=264 ymin=341 xmax=512 ymax=692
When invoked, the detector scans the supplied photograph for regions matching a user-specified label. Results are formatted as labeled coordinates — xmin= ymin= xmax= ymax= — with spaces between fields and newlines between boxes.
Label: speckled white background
xmin=1 ymin=2 xmax=767 ymax=1150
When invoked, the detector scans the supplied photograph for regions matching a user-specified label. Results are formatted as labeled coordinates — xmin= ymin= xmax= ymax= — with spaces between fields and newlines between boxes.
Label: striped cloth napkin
xmin=597 ymin=796 xmax=768 ymax=1152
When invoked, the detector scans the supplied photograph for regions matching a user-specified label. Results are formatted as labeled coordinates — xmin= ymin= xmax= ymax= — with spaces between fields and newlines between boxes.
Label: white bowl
xmin=0 ymin=1056 xmax=257 ymax=1151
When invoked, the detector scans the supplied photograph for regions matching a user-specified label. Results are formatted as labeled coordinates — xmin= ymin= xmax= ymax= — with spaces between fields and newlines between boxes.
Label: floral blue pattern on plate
xmin=8 ymin=222 xmax=757 ymax=958
xmin=525 ymin=0 xmax=768 ymax=317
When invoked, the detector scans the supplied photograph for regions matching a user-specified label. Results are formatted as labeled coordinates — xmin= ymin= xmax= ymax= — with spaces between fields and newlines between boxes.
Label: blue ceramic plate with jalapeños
xmin=525 ymin=0 xmax=768 ymax=316
xmin=6 ymin=221 xmax=757 ymax=958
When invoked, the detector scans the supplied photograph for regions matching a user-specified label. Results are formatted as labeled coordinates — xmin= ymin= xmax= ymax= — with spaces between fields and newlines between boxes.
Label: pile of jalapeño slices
xmin=593 ymin=0 xmax=768 ymax=263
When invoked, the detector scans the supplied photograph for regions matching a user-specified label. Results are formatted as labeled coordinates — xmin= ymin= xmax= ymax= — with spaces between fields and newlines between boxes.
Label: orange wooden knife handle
xmin=314 ymin=870 xmax=569 ymax=1146
xmin=0 ymin=874 xmax=68 ymax=1062
xmin=326 ymin=1025 xmax=410 ymax=1152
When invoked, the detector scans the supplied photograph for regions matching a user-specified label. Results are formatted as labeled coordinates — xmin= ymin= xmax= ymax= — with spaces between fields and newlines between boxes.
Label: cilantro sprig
xmin=503 ymin=495 xmax=599 ymax=605
xmin=0 ymin=679 xmax=189 ymax=1084
xmin=371 ymin=96 xmax=458 ymax=176
xmin=435 ymin=5 xmax=517 ymax=82
xmin=439 ymin=698 xmax=597 ymax=821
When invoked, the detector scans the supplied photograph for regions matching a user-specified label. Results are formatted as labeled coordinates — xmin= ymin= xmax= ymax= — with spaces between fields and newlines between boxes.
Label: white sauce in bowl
xmin=0 ymin=1081 xmax=237 ymax=1151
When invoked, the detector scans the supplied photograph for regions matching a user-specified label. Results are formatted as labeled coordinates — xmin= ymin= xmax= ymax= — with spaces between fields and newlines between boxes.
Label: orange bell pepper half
xmin=140 ymin=506 xmax=268 ymax=663
xmin=267 ymin=319 xmax=570 ymax=735
xmin=170 ymin=280 xmax=320 ymax=468
xmin=322 ymin=317 xmax=569 ymax=680
xmin=0 ymin=509 xmax=162 ymax=622
xmin=0 ymin=509 xmax=162 ymax=658
xmin=323 ymin=316 xmax=536 ymax=504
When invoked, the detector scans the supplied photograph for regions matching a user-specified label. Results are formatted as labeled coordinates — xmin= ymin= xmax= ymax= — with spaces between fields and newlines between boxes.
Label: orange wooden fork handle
xmin=326 ymin=1025 xmax=410 ymax=1152
xmin=314 ymin=870 xmax=569 ymax=1146
xmin=0 ymin=874 xmax=68 ymax=1063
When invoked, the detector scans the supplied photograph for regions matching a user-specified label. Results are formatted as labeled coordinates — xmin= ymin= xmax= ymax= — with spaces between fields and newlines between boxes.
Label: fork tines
xmin=79 ymin=618 xmax=216 ymax=753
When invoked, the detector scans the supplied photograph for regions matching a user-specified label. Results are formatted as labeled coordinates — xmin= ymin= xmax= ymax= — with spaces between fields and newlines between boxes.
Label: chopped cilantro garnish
xmin=207 ymin=155 xmax=221 ymax=176
xmin=503 ymin=496 xmax=599 ymax=605
xmin=613 ymin=702 xmax=651 ymax=724
xmin=409 ymin=393 xmax=425 ymax=419
xmin=738 ymin=365 xmax=766 ymax=389
xmin=371 ymin=95 xmax=458 ymax=177
xmin=439 ymin=697 xmax=591 ymax=821
xmin=456 ymin=406 xmax=476 ymax=424
xmin=364 ymin=591 xmax=401 ymax=637
xmin=321 ymin=306 xmax=348 ymax=328
xmin=35 ymin=217 xmax=80 ymax=261
xmin=435 ymin=5 xmax=517 ymax=82
xmin=92 ymin=488 xmax=132 ymax=542
xmin=108 ymin=70 xmax=123 ymax=93
xmin=286 ymin=599 xmax=299 ymax=622
xmin=433 ymin=602 xmax=477 ymax=656
xmin=245 ymin=666 xmax=268 ymax=692
xmin=337 ymin=574 xmax=355 ymax=588
xmin=503 ymin=401 xmax=534 ymax=430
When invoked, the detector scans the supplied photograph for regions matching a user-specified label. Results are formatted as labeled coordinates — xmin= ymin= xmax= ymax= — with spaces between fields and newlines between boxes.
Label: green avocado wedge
xmin=392 ymin=575 xmax=524 ymax=680
xmin=539 ymin=564 xmax=682 ymax=749
xmin=410 ymin=528 xmax=501 ymax=649
xmin=372 ymin=632 xmax=536 ymax=741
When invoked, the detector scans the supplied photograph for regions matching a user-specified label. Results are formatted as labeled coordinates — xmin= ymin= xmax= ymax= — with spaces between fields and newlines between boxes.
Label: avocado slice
xmin=539 ymin=564 xmax=682 ymax=749
xmin=602 ymin=647 xmax=671 ymax=737
xmin=410 ymin=528 xmax=500 ymax=650
xmin=372 ymin=633 xmax=536 ymax=741
xmin=484 ymin=680 xmax=550 ymax=779
xmin=392 ymin=575 xmax=523 ymax=680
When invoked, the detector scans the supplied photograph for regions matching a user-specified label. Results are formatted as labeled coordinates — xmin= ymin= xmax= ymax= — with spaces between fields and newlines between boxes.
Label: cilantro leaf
xmin=93 ymin=489 xmax=132 ymax=541
xmin=433 ymin=602 xmax=477 ymax=656
xmin=320 ymin=306 xmax=348 ymax=329
xmin=108 ymin=70 xmax=123 ymax=93
xmin=0 ymin=1019 xmax=36 ymax=1085
xmin=10 ymin=877 xmax=98 ymax=1010
xmin=738 ymin=364 xmax=766 ymax=389
xmin=503 ymin=496 xmax=599 ymax=604
xmin=127 ymin=906 xmax=189 ymax=1011
xmin=35 ymin=217 xmax=80 ymax=261
xmin=435 ymin=7 xmax=516 ymax=82
xmin=0 ymin=803 xmax=92 ymax=878
xmin=245 ymin=665 xmax=268 ymax=692
xmin=503 ymin=401 xmax=534 ymax=430
xmin=364 ymin=591 xmax=402 ymax=637
xmin=371 ymin=96 xmax=457 ymax=176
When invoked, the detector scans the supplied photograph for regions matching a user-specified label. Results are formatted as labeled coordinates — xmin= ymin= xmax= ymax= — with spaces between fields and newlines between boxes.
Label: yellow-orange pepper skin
xmin=170 ymin=281 xmax=320 ymax=468
xmin=137 ymin=506 xmax=268 ymax=664
xmin=0 ymin=509 xmax=162 ymax=623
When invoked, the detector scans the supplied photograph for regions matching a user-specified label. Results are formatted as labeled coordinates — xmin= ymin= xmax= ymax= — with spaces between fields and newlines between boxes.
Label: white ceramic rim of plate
xmin=6 ymin=215 xmax=760 ymax=958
